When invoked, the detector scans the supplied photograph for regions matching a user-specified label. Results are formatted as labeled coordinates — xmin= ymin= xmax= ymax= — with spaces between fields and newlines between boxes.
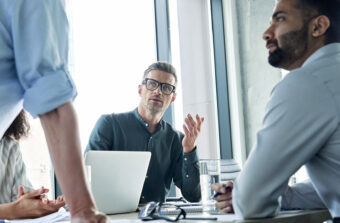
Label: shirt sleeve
xmin=232 ymin=71 xmax=338 ymax=219
xmin=85 ymin=115 xmax=114 ymax=153
xmin=281 ymin=180 xmax=326 ymax=210
xmin=11 ymin=0 xmax=76 ymax=117
xmin=11 ymin=143 xmax=34 ymax=202
xmin=172 ymin=133 xmax=201 ymax=202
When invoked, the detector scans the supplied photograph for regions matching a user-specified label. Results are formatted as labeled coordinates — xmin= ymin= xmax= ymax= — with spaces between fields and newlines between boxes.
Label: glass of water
xmin=199 ymin=159 xmax=220 ymax=213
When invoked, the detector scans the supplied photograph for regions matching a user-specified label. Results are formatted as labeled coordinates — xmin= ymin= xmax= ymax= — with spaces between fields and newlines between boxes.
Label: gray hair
xmin=143 ymin=62 xmax=177 ymax=84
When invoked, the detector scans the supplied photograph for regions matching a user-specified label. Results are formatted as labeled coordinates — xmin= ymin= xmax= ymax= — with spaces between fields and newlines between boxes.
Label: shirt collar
xmin=133 ymin=108 xmax=164 ymax=130
xmin=303 ymin=43 xmax=340 ymax=67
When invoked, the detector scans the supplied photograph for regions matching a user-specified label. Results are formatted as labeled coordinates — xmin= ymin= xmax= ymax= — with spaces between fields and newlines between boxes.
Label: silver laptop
xmin=85 ymin=151 xmax=151 ymax=214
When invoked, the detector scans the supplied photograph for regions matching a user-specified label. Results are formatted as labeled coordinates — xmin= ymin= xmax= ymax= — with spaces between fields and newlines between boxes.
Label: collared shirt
xmin=85 ymin=109 xmax=201 ymax=203
xmin=0 ymin=0 xmax=77 ymax=139
xmin=0 ymin=136 xmax=33 ymax=203
xmin=233 ymin=43 xmax=340 ymax=219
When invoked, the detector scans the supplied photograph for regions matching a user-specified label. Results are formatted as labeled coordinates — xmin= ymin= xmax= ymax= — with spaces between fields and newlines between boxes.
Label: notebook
xmin=84 ymin=150 xmax=151 ymax=214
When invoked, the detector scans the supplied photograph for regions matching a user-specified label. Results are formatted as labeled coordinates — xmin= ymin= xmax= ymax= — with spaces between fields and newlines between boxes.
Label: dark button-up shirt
xmin=85 ymin=109 xmax=201 ymax=203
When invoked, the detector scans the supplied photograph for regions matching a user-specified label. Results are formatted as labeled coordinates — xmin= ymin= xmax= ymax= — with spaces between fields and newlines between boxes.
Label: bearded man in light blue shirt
xmin=213 ymin=0 xmax=340 ymax=220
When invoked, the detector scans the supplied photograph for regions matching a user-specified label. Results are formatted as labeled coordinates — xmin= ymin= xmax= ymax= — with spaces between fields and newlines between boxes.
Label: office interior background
xmin=19 ymin=0 xmax=308 ymax=198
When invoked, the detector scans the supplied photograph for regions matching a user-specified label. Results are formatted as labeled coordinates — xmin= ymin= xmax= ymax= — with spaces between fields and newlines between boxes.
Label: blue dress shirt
xmin=233 ymin=43 xmax=340 ymax=219
xmin=0 ymin=0 xmax=77 ymax=139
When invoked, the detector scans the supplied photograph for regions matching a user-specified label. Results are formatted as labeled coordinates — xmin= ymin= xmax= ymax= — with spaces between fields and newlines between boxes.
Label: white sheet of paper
xmin=8 ymin=210 xmax=70 ymax=223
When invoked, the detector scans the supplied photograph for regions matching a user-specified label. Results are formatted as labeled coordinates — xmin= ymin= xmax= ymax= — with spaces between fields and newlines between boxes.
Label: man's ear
xmin=170 ymin=93 xmax=177 ymax=104
xmin=138 ymin=85 xmax=142 ymax=96
xmin=311 ymin=15 xmax=330 ymax=38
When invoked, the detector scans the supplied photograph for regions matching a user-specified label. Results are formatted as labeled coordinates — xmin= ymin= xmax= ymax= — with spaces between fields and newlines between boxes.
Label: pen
xmin=212 ymin=185 xmax=231 ymax=199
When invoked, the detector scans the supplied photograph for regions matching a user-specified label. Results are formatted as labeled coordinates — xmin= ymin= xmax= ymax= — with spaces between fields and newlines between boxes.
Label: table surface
xmin=109 ymin=209 xmax=331 ymax=223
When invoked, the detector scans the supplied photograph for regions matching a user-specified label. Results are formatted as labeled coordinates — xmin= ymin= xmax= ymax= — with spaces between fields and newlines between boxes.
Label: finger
xmin=187 ymin=114 xmax=197 ymax=129
xmin=56 ymin=196 xmax=62 ymax=203
xmin=215 ymin=200 xmax=232 ymax=210
xmin=57 ymin=195 xmax=66 ymax=203
xmin=184 ymin=118 xmax=192 ymax=132
xmin=42 ymin=188 xmax=49 ymax=193
xmin=183 ymin=116 xmax=193 ymax=131
xmin=211 ymin=183 xmax=226 ymax=193
xmin=226 ymin=181 xmax=234 ymax=189
xmin=43 ymin=201 xmax=66 ymax=211
xmin=215 ymin=193 xmax=232 ymax=202
xmin=56 ymin=196 xmax=66 ymax=204
xmin=195 ymin=114 xmax=202 ymax=131
xmin=25 ymin=187 xmax=47 ymax=199
xmin=220 ymin=205 xmax=233 ymax=213
xmin=196 ymin=115 xmax=205 ymax=132
xmin=182 ymin=124 xmax=189 ymax=136
xmin=185 ymin=117 xmax=198 ymax=137
xmin=18 ymin=185 xmax=25 ymax=198
xmin=42 ymin=197 xmax=49 ymax=204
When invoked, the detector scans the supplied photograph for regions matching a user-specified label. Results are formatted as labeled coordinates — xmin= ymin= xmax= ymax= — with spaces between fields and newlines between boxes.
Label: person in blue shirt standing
xmin=0 ymin=1 xmax=107 ymax=222
xmin=212 ymin=0 xmax=340 ymax=220
xmin=86 ymin=62 xmax=204 ymax=203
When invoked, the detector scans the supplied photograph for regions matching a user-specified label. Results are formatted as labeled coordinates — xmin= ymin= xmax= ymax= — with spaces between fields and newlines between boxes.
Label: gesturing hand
xmin=182 ymin=114 xmax=204 ymax=153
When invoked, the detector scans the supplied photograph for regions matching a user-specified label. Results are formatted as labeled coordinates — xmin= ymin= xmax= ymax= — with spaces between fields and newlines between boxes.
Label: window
xmin=20 ymin=0 xmax=157 ymax=198
xmin=69 ymin=0 xmax=156 ymax=150
xmin=20 ymin=117 xmax=52 ymax=197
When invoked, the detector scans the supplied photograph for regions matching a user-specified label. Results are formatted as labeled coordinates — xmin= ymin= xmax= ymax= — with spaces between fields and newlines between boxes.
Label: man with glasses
xmin=85 ymin=62 xmax=204 ymax=204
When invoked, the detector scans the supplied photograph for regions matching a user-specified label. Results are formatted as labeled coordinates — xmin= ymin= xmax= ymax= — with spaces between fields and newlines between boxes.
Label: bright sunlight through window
xmin=69 ymin=0 xmax=156 ymax=150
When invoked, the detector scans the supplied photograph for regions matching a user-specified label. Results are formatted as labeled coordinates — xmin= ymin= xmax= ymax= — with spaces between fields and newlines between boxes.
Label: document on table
xmin=4 ymin=211 xmax=242 ymax=223
xmin=7 ymin=211 xmax=70 ymax=223
xmin=215 ymin=213 xmax=242 ymax=221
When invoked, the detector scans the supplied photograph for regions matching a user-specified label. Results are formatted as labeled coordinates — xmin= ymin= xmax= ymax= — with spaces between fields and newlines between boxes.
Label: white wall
xmin=175 ymin=0 xmax=283 ymax=162
xmin=226 ymin=0 xmax=282 ymax=156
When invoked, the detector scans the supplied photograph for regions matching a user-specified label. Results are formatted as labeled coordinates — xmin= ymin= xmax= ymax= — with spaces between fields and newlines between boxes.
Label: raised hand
xmin=182 ymin=114 xmax=204 ymax=153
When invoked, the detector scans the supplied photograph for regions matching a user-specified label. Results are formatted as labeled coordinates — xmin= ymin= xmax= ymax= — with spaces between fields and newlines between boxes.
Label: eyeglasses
xmin=139 ymin=202 xmax=185 ymax=222
xmin=138 ymin=202 xmax=217 ymax=222
xmin=142 ymin=78 xmax=176 ymax=95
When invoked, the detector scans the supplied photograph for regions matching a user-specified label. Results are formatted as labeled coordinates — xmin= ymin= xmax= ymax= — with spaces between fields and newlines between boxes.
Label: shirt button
xmin=145 ymin=123 xmax=148 ymax=127
xmin=186 ymin=175 xmax=189 ymax=178
xmin=142 ymin=196 xmax=145 ymax=199
xmin=184 ymin=158 xmax=187 ymax=161
xmin=146 ymin=175 xmax=148 ymax=178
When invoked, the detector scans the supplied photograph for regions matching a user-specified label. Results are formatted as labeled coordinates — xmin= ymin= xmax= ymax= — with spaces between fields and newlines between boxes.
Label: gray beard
xmin=146 ymin=104 xmax=163 ymax=115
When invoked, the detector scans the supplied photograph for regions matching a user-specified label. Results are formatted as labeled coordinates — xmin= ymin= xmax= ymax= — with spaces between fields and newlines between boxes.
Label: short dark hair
xmin=294 ymin=0 xmax=340 ymax=44
xmin=4 ymin=110 xmax=30 ymax=140
xmin=143 ymin=62 xmax=177 ymax=85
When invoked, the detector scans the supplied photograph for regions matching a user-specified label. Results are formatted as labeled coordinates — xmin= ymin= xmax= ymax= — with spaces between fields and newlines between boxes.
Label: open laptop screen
xmin=85 ymin=150 xmax=151 ymax=214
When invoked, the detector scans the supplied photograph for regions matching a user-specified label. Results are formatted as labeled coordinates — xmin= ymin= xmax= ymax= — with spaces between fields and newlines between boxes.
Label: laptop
xmin=84 ymin=150 xmax=151 ymax=214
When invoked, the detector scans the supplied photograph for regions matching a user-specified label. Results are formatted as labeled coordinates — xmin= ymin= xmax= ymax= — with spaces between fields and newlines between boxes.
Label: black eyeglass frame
xmin=139 ymin=202 xmax=185 ymax=222
xmin=142 ymin=78 xmax=176 ymax=95
xmin=139 ymin=202 xmax=218 ymax=222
